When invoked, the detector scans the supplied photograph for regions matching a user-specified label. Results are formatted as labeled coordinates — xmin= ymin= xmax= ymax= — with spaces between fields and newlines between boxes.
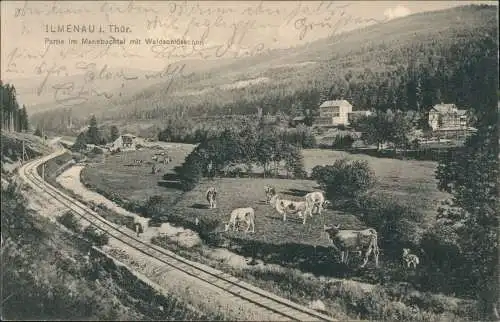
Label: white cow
xmin=224 ymin=207 xmax=255 ymax=233
xmin=402 ymin=248 xmax=420 ymax=268
xmin=269 ymin=194 xmax=312 ymax=224
xmin=323 ymin=224 xmax=380 ymax=268
xmin=206 ymin=187 xmax=217 ymax=209
xmin=305 ymin=191 xmax=330 ymax=215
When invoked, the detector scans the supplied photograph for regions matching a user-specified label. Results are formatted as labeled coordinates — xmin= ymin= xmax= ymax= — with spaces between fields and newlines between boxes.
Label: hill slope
xmin=32 ymin=4 xmax=498 ymax=133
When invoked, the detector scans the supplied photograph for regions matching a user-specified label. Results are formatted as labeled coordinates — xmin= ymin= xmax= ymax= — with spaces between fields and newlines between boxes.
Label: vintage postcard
xmin=1 ymin=1 xmax=498 ymax=320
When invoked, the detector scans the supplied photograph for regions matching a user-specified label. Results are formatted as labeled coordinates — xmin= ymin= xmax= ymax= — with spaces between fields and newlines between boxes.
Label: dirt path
xmin=56 ymin=166 xmax=201 ymax=247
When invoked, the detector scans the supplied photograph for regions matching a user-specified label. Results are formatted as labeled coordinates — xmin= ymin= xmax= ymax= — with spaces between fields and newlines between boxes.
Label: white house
xmin=315 ymin=100 xmax=352 ymax=126
xmin=315 ymin=100 xmax=353 ymax=127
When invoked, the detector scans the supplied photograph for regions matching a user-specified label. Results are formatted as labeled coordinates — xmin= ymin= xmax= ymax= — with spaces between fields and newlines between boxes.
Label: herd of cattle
xmin=107 ymin=149 xmax=421 ymax=270
xmin=132 ymin=152 xmax=173 ymax=174
xmin=204 ymin=185 xmax=420 ymax=269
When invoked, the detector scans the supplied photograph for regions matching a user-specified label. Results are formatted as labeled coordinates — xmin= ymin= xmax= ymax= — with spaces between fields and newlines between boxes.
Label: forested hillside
xmin=32 ymin=4 xmax=498 ymax=134
xmin=1 ymin=82 xmax=30 ymax=132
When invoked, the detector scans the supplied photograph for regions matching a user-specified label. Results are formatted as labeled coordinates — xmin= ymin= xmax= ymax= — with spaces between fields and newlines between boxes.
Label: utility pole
xmin=21 ymin=139 xmax=25 ymax=164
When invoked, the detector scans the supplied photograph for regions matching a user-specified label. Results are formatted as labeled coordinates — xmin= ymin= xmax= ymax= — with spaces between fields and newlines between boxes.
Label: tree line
xmin=349 ymin=109 xmax=417 ymax=151
xmin=174 ymin=123 xmax=307 ymax=191
xmin=158 ymin=115 xmax=316 ymax=148
xmin=1 ymin=82 xmax=29 ymax=132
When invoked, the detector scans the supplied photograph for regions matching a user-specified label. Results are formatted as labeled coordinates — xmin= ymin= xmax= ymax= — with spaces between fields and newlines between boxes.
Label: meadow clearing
xmin=82 ymin=145 xmax=448 ymax=230
xmin=81 ymin=144 xmax=196 ymax=204
xmin=80 ymin=145 xmax=450 ymax=275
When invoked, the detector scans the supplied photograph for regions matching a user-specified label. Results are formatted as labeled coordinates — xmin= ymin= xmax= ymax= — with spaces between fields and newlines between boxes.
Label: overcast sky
xmin=1 ymin=1 xmax=497 ymax=80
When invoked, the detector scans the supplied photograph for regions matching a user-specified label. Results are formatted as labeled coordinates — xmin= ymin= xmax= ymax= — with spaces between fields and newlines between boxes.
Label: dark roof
xmin=432 ymin=104 xmax=456 ymax=113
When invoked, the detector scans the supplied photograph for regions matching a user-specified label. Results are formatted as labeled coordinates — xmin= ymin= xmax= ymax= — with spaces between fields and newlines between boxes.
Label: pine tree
xmin=72 ymin=132 xmax=87 ymax=151
xmin=20 ymin=105 xmax=28 ymax=132
xmin=110 ymin=125 xmax=120 ymax=142
xmin=86 ymin=115 xmax=100 ymax=145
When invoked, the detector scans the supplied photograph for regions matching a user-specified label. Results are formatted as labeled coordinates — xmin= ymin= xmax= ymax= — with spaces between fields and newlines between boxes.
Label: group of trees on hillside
xmin=175 ymin=123 xmax=307 ymax=191
xmin=158 ymin=115 xmax=316 ymax=148
xmin=72 ymin=116 xmax=120 ymax=152
xmin=1 ymin=82 xmax=29 ymax=132
xmin=350 ymin=109 xmax=417 ymax=151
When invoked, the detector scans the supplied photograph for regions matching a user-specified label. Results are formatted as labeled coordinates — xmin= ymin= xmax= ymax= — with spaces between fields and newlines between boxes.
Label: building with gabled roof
xmin=428 ymin=103 xmax=468 ymax=131
xmin=315 ymin=100 xmax=353 ymax=127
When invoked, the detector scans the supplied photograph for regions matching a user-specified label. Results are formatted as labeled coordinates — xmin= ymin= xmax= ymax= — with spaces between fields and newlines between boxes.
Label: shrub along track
xmin=19 ymin=148 xmax=336 ymax=322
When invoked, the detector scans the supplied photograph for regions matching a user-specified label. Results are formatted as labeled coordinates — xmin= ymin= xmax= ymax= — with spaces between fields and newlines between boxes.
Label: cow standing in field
xmin=264 ymin=185 xmax=276 ymax=204
xmin=402 ymin=248 xmax=420 ymax=268
xmin=269 ymin=194 xmax=312 ymax=224
xmin=224 ymin=207 xmax=255 ymax=233
xmin=206 ymin=187 xmax=217 ymax=209
xmin=323 ymin=224 xmax=380 ymax=268
xmin=304 ymin=191 xmax=330 ymax=216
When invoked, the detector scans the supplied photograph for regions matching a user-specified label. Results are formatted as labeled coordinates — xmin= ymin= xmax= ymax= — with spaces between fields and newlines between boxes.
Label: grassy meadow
xmin=83 ymin=146 xmax=449 ymax=235
xmin=80 ymin=145 xmax=450 ymax=274
xmin=81 ymin=144 xmax=195 ymax=204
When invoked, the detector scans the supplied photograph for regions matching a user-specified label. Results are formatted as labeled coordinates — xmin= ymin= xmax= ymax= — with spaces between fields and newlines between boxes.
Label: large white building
xmin=315 ymin=100 xmax=353 ymax=127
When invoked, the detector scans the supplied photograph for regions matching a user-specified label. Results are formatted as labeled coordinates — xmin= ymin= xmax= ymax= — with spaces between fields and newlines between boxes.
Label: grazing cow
xmin=269 ymin=194 xmax=311 ymax=224
xmin=305 ymin=191 xmax=330 ymax=216
xmin=134 ymin=222 xmax=144 ymax=237
xmin=264 ymin=185 xmax=276 ymax=203
xmin=323 ymin=224 xmax=380 ymax=268
xmin=402 ymin=248 xmax=420 ymax=268
xmin=206 ymin=187 xmax=217 ymax=209
xmin=134 ymin=159 xmax=143 ymax=165
xmin=224 ymin=207 xmax=255 ymax=233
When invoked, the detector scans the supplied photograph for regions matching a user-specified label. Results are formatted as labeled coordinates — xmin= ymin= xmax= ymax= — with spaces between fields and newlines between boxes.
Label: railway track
xmin=20 ymin=150 xmax=336 ymax=322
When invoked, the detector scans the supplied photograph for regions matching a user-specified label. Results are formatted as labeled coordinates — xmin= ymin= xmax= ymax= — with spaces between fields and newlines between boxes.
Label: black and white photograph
xmin=1 ymin=1 xmax=498 ymax=320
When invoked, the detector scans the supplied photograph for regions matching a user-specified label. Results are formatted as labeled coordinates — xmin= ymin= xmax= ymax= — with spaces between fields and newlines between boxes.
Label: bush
xmin=225 ymin=166 xmax=244 ymax=178
xmin=176 ymin=149 xmax=205 ymax=191
xmin=355 ymin=195 xmax=421 ymax=255
xmin=57 ymin=212 xmax=81 ymax=232
xmin=83 ymin=226 xmax=109 ymax=246
xmin=331 ymin=135 xmax=355 ymax=149
xmin=91 ymin=146 xmax=103 ymax=154
xmin=311 ymin=159 xmax=376 ymax=200
xmin=141 ymin=195 xmax=163 ymax=217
